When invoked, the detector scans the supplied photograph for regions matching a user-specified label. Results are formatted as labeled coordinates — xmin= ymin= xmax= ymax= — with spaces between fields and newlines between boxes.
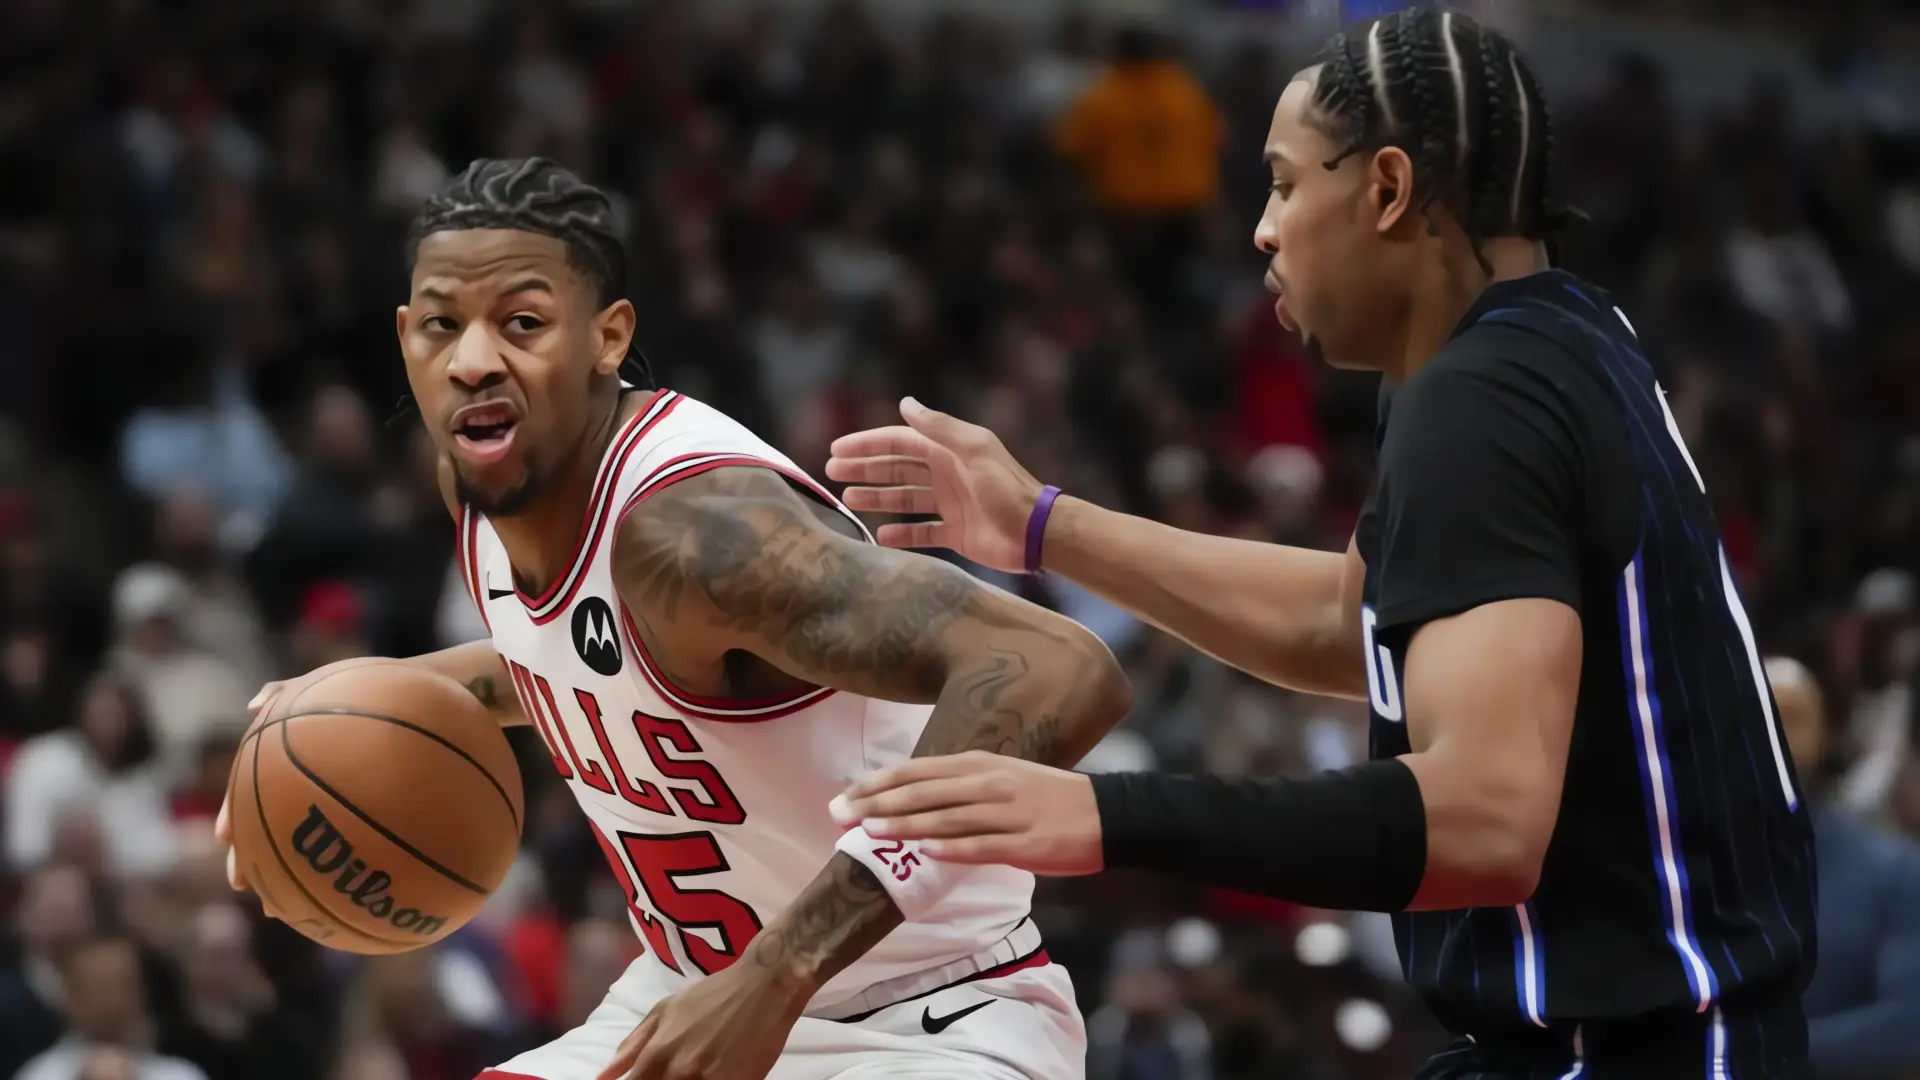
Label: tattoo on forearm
xmin=465 ymin=675 xmax=500 ymax=710
xmin=914 ymin=649 xmax=1065 ymax=761
xmin=748 ymin=853 xmax=901 ymax=982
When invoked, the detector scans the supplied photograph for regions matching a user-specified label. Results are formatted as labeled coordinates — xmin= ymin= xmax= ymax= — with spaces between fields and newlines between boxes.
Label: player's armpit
xmin=1398 ymin=597 xmax=1581 ymax=911
xmin=613 ymin=465 xmax=1132 ymax=767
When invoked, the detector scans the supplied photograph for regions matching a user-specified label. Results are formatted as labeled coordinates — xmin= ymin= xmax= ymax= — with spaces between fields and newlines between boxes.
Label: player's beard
xmin=452 ymin=456 xmax=543 ymax=518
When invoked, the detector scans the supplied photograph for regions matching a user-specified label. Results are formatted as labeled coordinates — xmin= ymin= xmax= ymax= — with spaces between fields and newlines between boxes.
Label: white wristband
xmin=833 ymin=825 xmax=953 ymax=922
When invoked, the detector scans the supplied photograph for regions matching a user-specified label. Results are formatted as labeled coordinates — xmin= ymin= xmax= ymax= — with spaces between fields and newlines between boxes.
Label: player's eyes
xmin=504 ymin=315 xmax=544 ymax=332
xmin=421 ymin=315 xmax=457 ymax=332
xmin=1270 ymin=180 xmax=1294 ymax=200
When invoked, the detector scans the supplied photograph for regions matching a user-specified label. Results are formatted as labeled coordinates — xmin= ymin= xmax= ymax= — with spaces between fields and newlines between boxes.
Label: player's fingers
xmin=225 ymin=846 xmax=245 ymax=892
xmin=625 ymin=1038 xmax=673 ymax=1080
xmin=839 ymin=485 xmax=938 ymax=515
xmin=871 ymin=520 xmax=948 ymax=551
xmin=862 ymin=802 xmax=1022 ymax=841
xmin=919 ymin=836 xmax=1021 ymax=865
xmin=214 ymin=799 xmax=231 ymax=844
xmin=823 ymin=453 xmax=933 ymax=488
xmin=837 ymin=753 xmax=994 ymax=805
xmin=900 ymin=397 xmax=987 ymax=453
xmin=247 ymin=681 xmax=284 ymax=718
xmin=827 ymin=425 xmax=941 ymax=462
xmin=840 ymin=772 xmax=1011 ymax=824
xmin=597 ymin=1019 xmax=653 ymax=1080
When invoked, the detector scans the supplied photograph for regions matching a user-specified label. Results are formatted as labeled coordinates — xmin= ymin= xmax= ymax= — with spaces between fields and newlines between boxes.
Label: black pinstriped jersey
xmin=1357 ymin=271 xmax=1815 ymax=1080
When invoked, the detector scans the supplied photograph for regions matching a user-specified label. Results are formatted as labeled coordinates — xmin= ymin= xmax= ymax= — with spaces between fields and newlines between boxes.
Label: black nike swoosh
xmin=920 ymin=999 xmax=993 ymax=1034
xmin=486 ymin=587 xmax=513 ymax=600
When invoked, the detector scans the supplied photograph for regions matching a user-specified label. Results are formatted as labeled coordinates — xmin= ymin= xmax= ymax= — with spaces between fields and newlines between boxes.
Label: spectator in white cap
xmin=105 ymin=564 xmax=249 ymax=785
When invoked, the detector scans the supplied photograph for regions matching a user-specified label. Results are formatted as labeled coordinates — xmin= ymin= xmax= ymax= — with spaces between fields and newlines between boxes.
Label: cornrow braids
xmin=1510 ymin=52 xmax=1579 ymax=240
xmin=1385 ymin=8 xmax=1459 ymax=232
xmin=1472 ymin=23 xmax=1517 ymax=243
xmin=1310 ymin=30 xmax=1375 ymax=165
xmin=1303 ymin=6 xmax=1574 ymax=263
xmin=407 ymin=157 xmax=654 ymax=387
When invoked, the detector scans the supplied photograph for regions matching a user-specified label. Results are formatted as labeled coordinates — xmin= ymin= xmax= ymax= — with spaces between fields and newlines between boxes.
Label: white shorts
xmin=477 ymin=922 xmax=1085 ymax=1080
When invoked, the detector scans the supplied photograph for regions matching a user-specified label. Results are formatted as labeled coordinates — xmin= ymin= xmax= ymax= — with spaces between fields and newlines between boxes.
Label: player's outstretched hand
xmin=825 ymin=397 xmax=1045 ymax=574
xmin=829 ymin=751 xmax=1105 ymax=876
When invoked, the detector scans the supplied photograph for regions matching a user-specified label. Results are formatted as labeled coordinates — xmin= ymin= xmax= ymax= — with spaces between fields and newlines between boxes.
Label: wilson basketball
xmin=227 ymin=661 xmax=524 ymax=955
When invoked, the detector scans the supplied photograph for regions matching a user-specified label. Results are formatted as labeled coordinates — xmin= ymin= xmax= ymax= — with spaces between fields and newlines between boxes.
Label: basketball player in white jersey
xmin=212 ymin=159 xmax=1133 ymax=1080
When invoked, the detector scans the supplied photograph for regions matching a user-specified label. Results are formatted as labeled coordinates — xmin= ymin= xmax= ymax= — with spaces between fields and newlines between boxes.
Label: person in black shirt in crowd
xmin=0 ymin=865 xmax=98 ymax=1077
xmin=827 ymin=7 xmax=1815 ymax=1078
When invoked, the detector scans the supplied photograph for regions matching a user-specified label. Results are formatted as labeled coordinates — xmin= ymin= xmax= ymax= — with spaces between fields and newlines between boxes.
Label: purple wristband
xmin=1024 ymin=485 xmax=1062 ymax=574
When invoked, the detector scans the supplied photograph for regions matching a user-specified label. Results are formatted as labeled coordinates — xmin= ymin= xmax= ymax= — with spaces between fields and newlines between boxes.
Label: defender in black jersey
xmin=1354 ymin=269 xmax=1814 ymax=1077
xmin=825 ymin=7 xmax=1814 ymax=1079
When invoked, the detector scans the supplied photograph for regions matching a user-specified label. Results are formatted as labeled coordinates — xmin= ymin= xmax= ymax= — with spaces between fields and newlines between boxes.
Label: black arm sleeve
xmin=1371 ymin=326 xmax=1597 ymax=636
xmin=1090 ymin=759 xmax=1428 ymax=912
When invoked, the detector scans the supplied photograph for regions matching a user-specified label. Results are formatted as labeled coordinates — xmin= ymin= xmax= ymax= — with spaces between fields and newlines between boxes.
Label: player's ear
xmin=594 ymin=299 xmax=636 ymax=377
xmin=1368 ymin=147 xmax=1415 ymax=235
xmin=394 ymin=305 xmax=409 ymax=347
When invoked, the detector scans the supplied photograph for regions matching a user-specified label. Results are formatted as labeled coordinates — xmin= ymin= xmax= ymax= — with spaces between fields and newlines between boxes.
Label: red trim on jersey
xmin=516 ymin=390 xmax=681 ymax=626
xmin=612 ymin=452 xmax=873 ymax=721
xmin=970 ymin=946 xmax=1053 ymax=982
xmin=473 ymin=1072 xmax=546 ymax=1080
xmin=618 ymin=604 xmax=831 ymax=723
xmin=828 ymin=944 xmax=1055 ymax=1024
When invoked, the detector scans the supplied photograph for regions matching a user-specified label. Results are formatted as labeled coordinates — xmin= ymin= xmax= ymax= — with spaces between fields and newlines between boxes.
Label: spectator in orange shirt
xmin=1056 ymin=25 xmax=1223 ymax=323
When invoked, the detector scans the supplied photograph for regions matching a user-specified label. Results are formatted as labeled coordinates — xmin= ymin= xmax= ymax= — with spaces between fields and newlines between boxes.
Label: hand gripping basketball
xmin=216 ymin=658 xmax=522 ymax=954
xmin=825 ymin=397 xmax=1046 ymax=574
xmin=214 ymin=657 xmax=393 ymax=894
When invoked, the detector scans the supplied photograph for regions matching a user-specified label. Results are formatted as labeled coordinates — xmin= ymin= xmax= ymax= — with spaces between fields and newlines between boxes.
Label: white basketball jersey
xmin=455 ymin=390 xmax=1034 ymax=1010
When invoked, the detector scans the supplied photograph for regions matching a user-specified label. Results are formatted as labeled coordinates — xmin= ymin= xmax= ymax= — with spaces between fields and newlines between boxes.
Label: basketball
xmin=226 ymin=661 xmax=524 ymax=955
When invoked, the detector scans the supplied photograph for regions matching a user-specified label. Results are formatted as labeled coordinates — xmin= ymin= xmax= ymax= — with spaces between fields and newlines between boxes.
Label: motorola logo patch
xmin=571 ymin=596 xmax=623 ymax=676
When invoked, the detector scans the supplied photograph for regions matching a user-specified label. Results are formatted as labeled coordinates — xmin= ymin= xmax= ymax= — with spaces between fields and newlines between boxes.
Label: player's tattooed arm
xmin=613 ymin=466 xmax=1130 ymax=764
xmin=613 ymin=465 xmax=1131 ymax=990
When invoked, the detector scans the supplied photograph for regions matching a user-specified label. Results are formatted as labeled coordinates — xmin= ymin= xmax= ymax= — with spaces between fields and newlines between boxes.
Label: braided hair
xmin=1305 ymin=7 xmax=1576 ymax=269
xmin=407 ymin=158 xmax=655 ymax=387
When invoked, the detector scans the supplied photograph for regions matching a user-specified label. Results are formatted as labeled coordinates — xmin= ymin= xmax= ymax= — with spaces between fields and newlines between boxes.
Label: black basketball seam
xmin=277 ymin=720 xmax=491 ymax=895
xmin=246 ymin=861 xmax=290 ymax=918
xmin=239 ymin=712 xmax=296 ymax=751
xmin=247 ymin=721 xmax=412 ymax=949
xmin=274 ymin=707 xmax=523 ymax=833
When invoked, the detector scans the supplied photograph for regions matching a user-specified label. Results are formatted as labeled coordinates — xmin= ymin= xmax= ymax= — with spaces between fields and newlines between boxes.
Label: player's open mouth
xmin=1271 ymin=291 xmax=1297 ymax=334
xmin=451 ymin=401 xmax=521 ymax=466
xmin=1264 ymin=272 xmax=1297 ymax=334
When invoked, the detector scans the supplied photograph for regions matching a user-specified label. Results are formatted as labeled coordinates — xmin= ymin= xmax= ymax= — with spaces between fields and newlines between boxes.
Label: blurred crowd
xmin=1 ymin=1 xmax=1919 ymax=1079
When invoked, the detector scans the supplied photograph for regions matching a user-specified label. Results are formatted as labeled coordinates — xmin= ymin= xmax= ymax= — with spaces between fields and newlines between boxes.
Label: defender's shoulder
xmin=1409 ymin=297 xmax=1621 ymax=431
